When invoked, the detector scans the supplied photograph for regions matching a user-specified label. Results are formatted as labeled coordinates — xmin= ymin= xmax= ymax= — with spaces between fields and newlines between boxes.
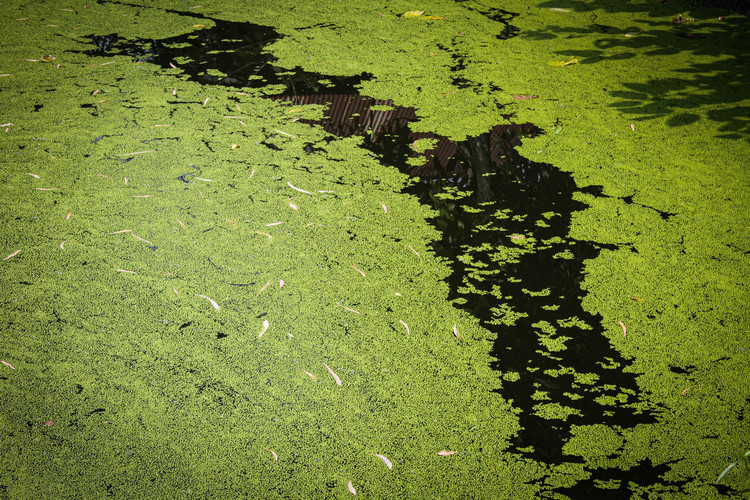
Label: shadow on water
xmin=512 ymin=1 xmax=750 ymax=140
xmin=78 ymin=8 xmax=689 ymax=494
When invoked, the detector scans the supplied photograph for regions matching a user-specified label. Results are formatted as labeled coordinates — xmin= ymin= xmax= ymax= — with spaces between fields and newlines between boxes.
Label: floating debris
xmin=375 ymin=454 xmax=393 ymax=469
xmin=452 ymin=323 xmax=464 ymax=342
xmin=399 ymin=320 xmax=411 ymax=335
xmin=323 ymin=362 xmax=343 ymax=386
xmin=618 ymin=320 xmax=627 ymax=337
xmin=340 ymin=305 xmax=362 ymax=315
xmin=287 ymin=181 xmax=312 ymax=195
xmin=196 ymin=294 xmax=220 ymax=310
xmin=3 ymin=249 xmax=21 ymax=260
xmin=258 ymin=319 xmax=270 ymax=338
xmin=352 ymin=264 xmax=366 ymax=277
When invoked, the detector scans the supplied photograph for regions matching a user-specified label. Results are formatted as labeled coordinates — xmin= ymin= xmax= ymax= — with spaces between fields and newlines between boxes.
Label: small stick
xmin=107 ymin=229 xmax=132 ymax=234
xmin=258 ymin=281 xmax=271 ymax=294
xmin=273 ymin=129 xmax=297 ymax=139
xmin=176 ymin=219 xmax=186 ymax=229
xmin=1 ymin=360 xmax=15 ymax=370
xmin=265 ymin=448 xmax=278 ymax=461
xmin=287 ymin=181 xmax=312 ymax=195
xmin=340 ymin=305 xmax=362 ymax=315
xmin=618 ymin=320 xmax=627 ymax=337
xmin=4 ymin=249 xmax=21 ymax=260
xmin=322 ymin=362 xmax=343 ymax=386
xmin=351 ymin=264 xmax=366 ymax=277
xmin=399 ymin=320 xmax=411 ymax=335
xmin=196 ymin=294 xmax=220 ymax=310
xmin=265 ymin=222 xmax=284 ymax=227
xmin=452 ymin=323 xmax=464 ymax=342
xmin=301 ymin=370 xmax=317 ymax=380
xmin=131 ymin=233 xmax=153 ymax=245
xmin=408 ymin=245 xmax=421 ymax=257
xmin=115 ymin=269 xmax=136 ymax=274
xmin=25 ymin=173 xmax=40 ymax=179
xmin=118 ymin=151 xmax=155 ymax=156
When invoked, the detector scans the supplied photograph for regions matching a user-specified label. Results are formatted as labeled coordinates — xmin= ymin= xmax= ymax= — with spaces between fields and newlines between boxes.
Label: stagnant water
xmin=76 ymin=8 xmax=682 ymax=493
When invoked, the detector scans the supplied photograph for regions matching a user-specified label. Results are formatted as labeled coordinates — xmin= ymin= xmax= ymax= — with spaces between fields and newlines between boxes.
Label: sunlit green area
xmin=1 ymin=0 xmax=748 ymax=497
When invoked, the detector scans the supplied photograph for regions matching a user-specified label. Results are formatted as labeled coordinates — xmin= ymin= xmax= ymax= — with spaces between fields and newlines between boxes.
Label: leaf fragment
xmin=549 ymin=56 xmax=579 ymax=66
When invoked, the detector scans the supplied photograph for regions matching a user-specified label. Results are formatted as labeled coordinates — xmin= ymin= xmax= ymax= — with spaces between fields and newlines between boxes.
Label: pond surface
xmin=1 ymin=1 xmax=748 ymax=498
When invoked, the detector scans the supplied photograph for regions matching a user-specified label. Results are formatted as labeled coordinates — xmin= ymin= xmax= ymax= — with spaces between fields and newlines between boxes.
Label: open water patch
xmin=76 ymin=6 xmax=671 ymax=492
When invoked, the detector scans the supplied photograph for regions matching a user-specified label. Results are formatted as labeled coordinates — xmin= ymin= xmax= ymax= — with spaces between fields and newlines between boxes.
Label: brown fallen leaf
xmin=437 ymin=450 xmax=458 ymax=456
xmin=513 ymin=94 xmax=539 ymax=100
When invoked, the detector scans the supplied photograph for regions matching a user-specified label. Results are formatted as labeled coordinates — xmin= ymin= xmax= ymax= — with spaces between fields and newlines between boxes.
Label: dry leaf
xmin=513 ymin=94 xmax=539 ymax=100
xmin=403 ymin=10 xmax=424 ymax=17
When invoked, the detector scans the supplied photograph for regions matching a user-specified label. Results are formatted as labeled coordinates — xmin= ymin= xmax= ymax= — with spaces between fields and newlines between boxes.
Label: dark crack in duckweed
xmin=78 ymin=18 xmax=369 ymax=95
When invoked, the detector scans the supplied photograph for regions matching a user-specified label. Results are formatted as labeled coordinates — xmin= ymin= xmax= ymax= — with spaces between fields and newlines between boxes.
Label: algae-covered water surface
xmin=1 ymin=0 xmax=748 ymax=498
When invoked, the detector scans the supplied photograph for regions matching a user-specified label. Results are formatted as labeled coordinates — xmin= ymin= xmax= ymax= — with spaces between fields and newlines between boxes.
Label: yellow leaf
xmin=549 ymin=56 xmax=579 ymax=66
xmin=423 ymin=15 xmax=446 ymax=19
xmin=403 ymin=10 xmax=424 ymax=17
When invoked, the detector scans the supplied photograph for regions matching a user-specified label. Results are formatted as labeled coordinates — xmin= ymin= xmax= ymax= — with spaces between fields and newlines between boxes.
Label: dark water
xmin=77 ymin=7 xmax=686 ymax=494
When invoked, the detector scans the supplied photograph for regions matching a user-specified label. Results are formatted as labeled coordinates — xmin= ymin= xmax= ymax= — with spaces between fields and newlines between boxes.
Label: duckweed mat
xmin=1 ymin=0 xmax=748 ymax=498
